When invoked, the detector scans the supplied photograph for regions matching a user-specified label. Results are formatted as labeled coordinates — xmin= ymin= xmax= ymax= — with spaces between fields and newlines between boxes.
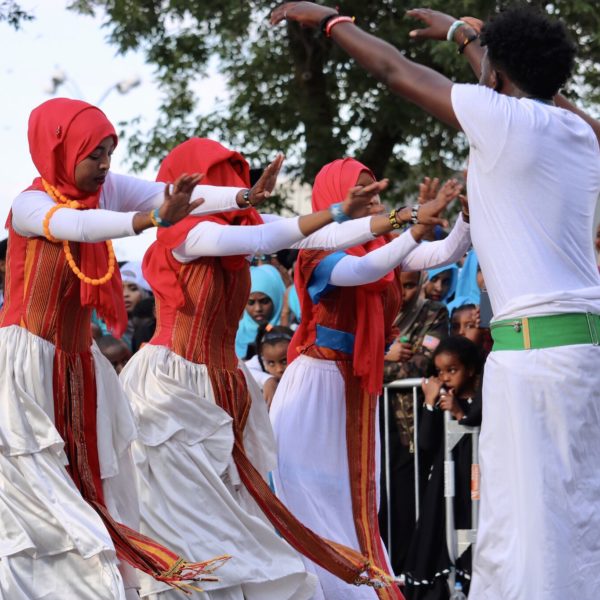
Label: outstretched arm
xmin=271 ymin=2 xmax=460 ymax=128
xmin=414 ymin=12 xmax=600 ymax=146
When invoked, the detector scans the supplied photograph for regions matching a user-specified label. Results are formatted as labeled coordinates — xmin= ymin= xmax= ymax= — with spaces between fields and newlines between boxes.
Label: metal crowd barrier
xmin=382 ymin=378 xmax=480 ymax=583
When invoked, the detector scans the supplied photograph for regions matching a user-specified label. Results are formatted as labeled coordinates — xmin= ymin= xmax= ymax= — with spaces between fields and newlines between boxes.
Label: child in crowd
xmin=130 ymin=296 xmax=156 ymax=352
xmin=120 ymin=261 xmax=152 ymax=349
xmin=381 ymin=268 xmax=450 ymax=574
xmin=246 ymin=324 xmax=294 ymax=407
xmin=424 ymin=264 xmax=458 ymax=306
xmin=97 ymin=335 xmax=132 ymax=374
xmin=121 ymin=261 xmax=151 ymax=314
xmin=450 ymin=302 xmax=493 ymax=356
xmin=235 ymin=263 xmax=286 ymax=358
xmin=403 ymin=336 xmax=483 ymax=599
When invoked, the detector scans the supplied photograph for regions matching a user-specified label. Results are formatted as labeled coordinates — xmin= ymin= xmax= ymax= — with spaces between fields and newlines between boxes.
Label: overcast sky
xmin=0 ymin=0 xmax=226 ymax=258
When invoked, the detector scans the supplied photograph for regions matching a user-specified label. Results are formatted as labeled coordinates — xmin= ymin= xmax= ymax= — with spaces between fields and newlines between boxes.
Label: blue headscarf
xmin=287 ymin=283 xmax=301 ymax=323
xmin=456 ymin=249 xmax=481 ymax=305
xmin=426 ymin=264 xmax=459 ymax=305
xmin=235 ymin=264 xmax=286 ymax=358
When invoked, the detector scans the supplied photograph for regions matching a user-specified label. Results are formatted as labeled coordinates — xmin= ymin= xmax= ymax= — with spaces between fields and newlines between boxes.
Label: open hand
xmin=418 ymin=176 xmax=440 ymax=203
xmin=385 ymin=341 xmax=413 ymax=363
xmin=246 ymin=154 xmax=284 ymax=208
xmin=407 ymin=8 xmax=457 ymax=42
xmin=271 ymin=2 xmax=337 ymax=27
xmin=439 ymin=388 xmax=465 ymax=420
xmin=461 ymin=16 xmax=484 ymax=35
xmin=413 ymin=177 xmax=463 ymax=231
xmin=341 ymin=178 xmax=389 ymax=219
xmin=158 ymin=173 xmax=204 ymax=224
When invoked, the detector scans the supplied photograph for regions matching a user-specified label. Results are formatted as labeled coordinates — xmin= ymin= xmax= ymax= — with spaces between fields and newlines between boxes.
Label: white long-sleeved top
xmin=172 ymin=210 xmax=471 ymax=287
xmin=11 ymin=172 xmax=244 ymax=242
xmin=329 ymin=214 xmax=471 ymax=286
xmin=172 ymin=214 xmax=377 ymax=263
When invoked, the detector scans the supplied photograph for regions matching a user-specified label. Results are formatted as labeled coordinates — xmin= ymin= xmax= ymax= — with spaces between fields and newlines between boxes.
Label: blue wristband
xmin=151 ymin=207 xmax=172 ymax=227
xmin=329 ymin=202 xmax=351 ymax=223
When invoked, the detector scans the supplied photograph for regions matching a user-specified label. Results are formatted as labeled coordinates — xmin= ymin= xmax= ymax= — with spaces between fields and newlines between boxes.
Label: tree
xmin=68 ymin=0 xmax=600 ymax=201
xmin=1 ymin=0 xmax=33 ymax=29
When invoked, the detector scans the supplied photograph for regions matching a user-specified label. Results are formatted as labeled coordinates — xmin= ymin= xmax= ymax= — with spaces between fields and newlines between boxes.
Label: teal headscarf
xmin=426 ymin=264 xmax=459 ymax=306
xmin=235 ymin=264 xmax=286 ymax=358
xmin=455 ymin=249 xmax=481 ymax=306
xmin=287 ymin=283 xmax=301 ymax=323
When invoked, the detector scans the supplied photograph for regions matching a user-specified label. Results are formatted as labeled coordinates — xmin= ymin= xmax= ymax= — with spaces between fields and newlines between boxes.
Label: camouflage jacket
xmin=382 ymin=300 xmax=449 ymax=452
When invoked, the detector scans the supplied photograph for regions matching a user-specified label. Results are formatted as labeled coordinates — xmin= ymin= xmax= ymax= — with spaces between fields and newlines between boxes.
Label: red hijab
xmin=144 ymin=138 xmax=263 ymax=305
xmin=296 ymin=158 xmax=394 ymax=394
xmin=22 ymin=98 xmax=127 ymax=336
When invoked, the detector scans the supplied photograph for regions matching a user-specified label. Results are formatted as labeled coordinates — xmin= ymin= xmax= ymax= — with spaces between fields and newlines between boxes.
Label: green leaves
xmin=0 ymin=0 xmax=33 ymax=29
xmin=70 ymin=0 xmax=600 ymax=208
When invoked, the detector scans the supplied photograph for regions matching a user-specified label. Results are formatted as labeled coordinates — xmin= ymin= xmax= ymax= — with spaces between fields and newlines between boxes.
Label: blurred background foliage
xmin=66 ymin=0 xmax=600 ymax=208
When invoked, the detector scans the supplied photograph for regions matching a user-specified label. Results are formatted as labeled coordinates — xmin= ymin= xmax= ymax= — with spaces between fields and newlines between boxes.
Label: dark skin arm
xmin=411 ymin=11 xmax=600 ymax=145
xmin=270 ymin=2 xmax=461 ymax=129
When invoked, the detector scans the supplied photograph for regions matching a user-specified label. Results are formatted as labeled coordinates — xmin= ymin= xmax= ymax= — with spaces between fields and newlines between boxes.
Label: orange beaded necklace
xmin=41 ymin=179 xmax=116 ymax=286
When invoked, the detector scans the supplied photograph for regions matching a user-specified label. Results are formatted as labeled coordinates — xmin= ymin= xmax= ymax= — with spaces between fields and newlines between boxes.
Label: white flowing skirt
xmin=0 ymin=325 xmax=139 ymax=600
xmin=470 ymin=344 xmax=600 ymax=600
xmin=270 ymin=355 xmax=388 ymax=600
xmin=120 ymin=344 xmax=316 ymax=600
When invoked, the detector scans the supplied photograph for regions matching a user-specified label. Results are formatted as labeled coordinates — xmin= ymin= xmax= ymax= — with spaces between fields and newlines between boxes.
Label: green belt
xmin=490 ymin=312 xmax=600 ymax=351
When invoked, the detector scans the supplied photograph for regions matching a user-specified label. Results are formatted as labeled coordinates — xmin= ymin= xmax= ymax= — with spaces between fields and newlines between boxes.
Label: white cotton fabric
xmin=172 ymin=214 xmax=378 ymax=263
xmin=296 ymin=213 xmax=470 ymax=287
xmin=471 ymin=345 xmax=600 ymax=600
xmin=451 ymin=84 xmax=600 ymax=320
xmin=261 ymin=214 xmax=376 ymax=250
xmin=173 ymin=217 xmax=304 ymax=262
xmin=451 ymin=83 xmax=600 ymax=599
xmin=0 ymin=325 xmax=139 ymax=598
xmin=244 ymin=355 xmax=272 ymax=392
xmin=11 ymin=171 xmax=243 ymax=241
xmin=119 ymin=344 xmax=316 ymax=600
xmin=270 ymin=355 xmax=386 ymax=600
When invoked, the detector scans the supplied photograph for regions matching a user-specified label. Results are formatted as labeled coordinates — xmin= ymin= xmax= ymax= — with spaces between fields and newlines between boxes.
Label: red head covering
xmin=144 ymin=138 xmax=263 ymax=305
xmin=21 ymin=98 xmax=127 ymax=336
xmin=296 ymin=158 xmax=394 ymax=394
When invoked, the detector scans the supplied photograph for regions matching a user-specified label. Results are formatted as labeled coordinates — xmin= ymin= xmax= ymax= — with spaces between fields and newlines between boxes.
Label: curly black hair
xmin=480 ymin=5 xmax=576 ymax=99
xmin=430 ymin=335 xmax=484 ymax=377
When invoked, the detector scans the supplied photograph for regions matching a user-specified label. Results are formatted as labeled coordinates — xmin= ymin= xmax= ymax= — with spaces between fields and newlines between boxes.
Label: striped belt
xmin=490 ymin=312 xmax=600 ymax=351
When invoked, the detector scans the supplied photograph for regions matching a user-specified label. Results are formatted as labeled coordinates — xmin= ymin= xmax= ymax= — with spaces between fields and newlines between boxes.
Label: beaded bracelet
xmin=410 ymin=204 xmax=420 ymax=225
xmin=329 ymin=202 xmax=351 ymax=223
xmin=388 ymin=208 xmax=403 ymax=230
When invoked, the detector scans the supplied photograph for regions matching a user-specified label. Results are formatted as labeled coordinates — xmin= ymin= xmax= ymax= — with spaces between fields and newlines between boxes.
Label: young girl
xmin=246 ymin=324 xmax=294 ymax=406
xmin=403 ymin=336 xmax=483 ymax=599
xmin=423 ymin=264 xmax=458 ymax=305
xmin=380 ymin=268 xmax=449 ymax=575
